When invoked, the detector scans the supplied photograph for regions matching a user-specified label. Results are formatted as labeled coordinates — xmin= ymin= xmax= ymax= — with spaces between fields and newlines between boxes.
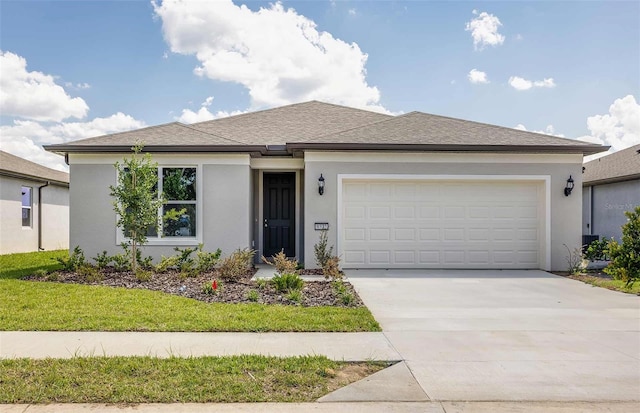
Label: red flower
xmin=212 ymin=280 xmax=218 ymax=290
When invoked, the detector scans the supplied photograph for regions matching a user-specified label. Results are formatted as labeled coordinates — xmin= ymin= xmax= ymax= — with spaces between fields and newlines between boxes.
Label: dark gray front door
xmin=263 ymin=173 xmax=295 ymax=257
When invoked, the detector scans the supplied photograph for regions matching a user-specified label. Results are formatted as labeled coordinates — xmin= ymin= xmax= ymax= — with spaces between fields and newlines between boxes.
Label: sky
xmin=1 ymin=0 xmax=639 ymax=172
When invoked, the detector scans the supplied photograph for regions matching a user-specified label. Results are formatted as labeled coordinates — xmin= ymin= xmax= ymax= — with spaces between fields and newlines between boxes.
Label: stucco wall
xmin=0 ymin=175 xmax=69 ymax=254
xmin=589 ymin=180 xmax=640 ymax=241
xmin=69 ymin=155 xmax=251 ymax=261
xmin=40 ymin=184 xmax=70 ymax=250
xmin=303 ymin=152 xmax=583 ymax=272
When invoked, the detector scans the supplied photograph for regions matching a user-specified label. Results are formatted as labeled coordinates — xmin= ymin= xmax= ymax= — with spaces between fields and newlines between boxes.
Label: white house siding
xmin=68 ymin=154 xmax=252 ymax=261
xmin=586 ymin=180 xmax=640 ymax=241
xmin=0 ymin=175 xmax=69 ymax=254
xmin=303 ymin=152 xmax=583 ymax=272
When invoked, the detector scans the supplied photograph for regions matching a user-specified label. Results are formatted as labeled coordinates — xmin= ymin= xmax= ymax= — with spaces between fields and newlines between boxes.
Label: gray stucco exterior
xmin=68 ymin=152 xmax=582 ymax=272
xmin=583 ymin=179 xmax=640 ymax=241
xmin=68 ymin=155 xmax=252 ymax=261
xmin=0 ymin=175 xmax=69 ymax=254
xmin=303 ymin=152 xmax=583 ymax=272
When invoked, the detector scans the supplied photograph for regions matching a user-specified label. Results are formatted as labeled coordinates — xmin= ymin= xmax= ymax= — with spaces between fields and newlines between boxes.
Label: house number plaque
xmin=314 ymin=223 xmax=329 ymax=231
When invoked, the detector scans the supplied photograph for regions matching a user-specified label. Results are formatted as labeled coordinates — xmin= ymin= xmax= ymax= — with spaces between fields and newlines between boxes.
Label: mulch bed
xmin=24 ymin=268 xmax=365 ymax=308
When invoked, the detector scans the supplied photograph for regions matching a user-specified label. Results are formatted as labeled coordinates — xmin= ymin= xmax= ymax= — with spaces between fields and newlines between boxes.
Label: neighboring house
xmin=44 ymin=101 xmax=606 ymax=271
xmin=582 ymin=144 xmax=640 ymax=242
xmin=0 ymin=151 xmax=70 ymax=254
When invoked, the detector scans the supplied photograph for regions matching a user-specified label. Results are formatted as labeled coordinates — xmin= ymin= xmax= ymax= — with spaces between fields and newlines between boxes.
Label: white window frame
xmin=21 ymin=186 xmax=33 ymax=229
xmin=116 ymin=164 xmax=202 ymax=246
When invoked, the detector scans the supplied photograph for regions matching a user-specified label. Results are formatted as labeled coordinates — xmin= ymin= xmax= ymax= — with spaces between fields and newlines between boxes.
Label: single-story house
xmin=582 ymin=144 xmax=640 ymax=243
xmin=0 ymin=151 xmax=70 ymax=254
xmin=44 ymin=101 xmax=607 ymax=271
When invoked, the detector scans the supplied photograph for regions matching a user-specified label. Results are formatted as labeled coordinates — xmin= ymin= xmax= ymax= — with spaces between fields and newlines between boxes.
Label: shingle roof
xmin=583 ymin=144 xmax=640 ymax=185
xmin=55 ymin=122 xmax=244 ymax=147
xmin=301 ymin=111 xmax=602 ymax=149
xmin=44 ymin=100 xmax=607 ymax=156
xmin=191 ymin=101 xmax=391 ymax=145
xmin=0 ymin=151 xmax=69 ymax=185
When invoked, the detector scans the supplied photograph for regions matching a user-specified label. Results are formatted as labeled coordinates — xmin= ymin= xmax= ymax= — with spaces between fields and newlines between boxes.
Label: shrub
xmin=584 ymin=239 xmax=610 ymax=261
xmin=323 ymin=256 xmax=343 ymax=280
xmin=605 ymin=206 xmax=640 ymax=286
xmin=314 ymin=230 xmax=333 ymax=268
xmin=155 ymin=244 xmax=221 ymax=276
xmin=332 ymin=280 xmax=355 ymax=306
xmin=261 ymin=249 xmax=298 ymax=274
xmin=92 ymin=251 xmax=112 ymax=269
xmin=246 ymin=289 xmax=260 ymax=302
xmin=271 ymin=272 xmax=304 ymax=293
xmin=564 ymin=244 xmax=584 ymax=275
xmin=255 ymin=278 xmax=268 ymax=290
xmin=155 ymin=255 xmax=178 ymax=273
xmin=45 ymin=272 xmax=60 ymax=282
xmin=285 ymin=289 xmax=303 ymax=304
xmin=33 ymin=269 xmax=48 ymax=278
xmin=196 ymin=245 xmax=222 ymax=273
xmin=218 ymin=248 xmax=256 ymax=281
xmin=55 ymin=246 xmax=86 ymax=272
xmin=135 ymin=268 xmax=152 ymax=282
xmin=78 ymin=264 xmax=103 ymax=282
xmin=111 ymin=253 xmax=131 ymax=272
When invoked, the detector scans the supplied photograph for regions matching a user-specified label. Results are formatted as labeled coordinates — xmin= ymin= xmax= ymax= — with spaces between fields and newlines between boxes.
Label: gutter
xmin=37 ymin=181 xmax=50 ymax=251
xmin=285 ymin=143 xmax=610 ymax=156
xmin=582 ymin=173 xmax=640 ymax=187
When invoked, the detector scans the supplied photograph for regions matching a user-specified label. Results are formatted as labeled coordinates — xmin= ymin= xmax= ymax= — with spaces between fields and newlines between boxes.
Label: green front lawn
xmin=0 ymin=250 xmax=380 ymax=332
xmin=0 ymin=355 xmax=385 ymax=403
xmin=0 ymin=279 xmax=379 ymax=331
xmin=0 ymin=249 xmax=66 ymax=279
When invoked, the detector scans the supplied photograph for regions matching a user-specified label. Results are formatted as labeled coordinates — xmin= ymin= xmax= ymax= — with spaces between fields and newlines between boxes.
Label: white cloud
xmin=508 ymin=76 xmax=556 ymax=91
xmin=1 ymin=113 xmax=146 ymax=171
xmin=0 ymin=51 xmax=145 ymax=171
xmin=0 ymin=50 xmax=89 ymax=121
xmin=348 ymin=8 xmax=357 ymax=16
xmin=465 ymin=10 xmax=505 ymax=50
xmin=513 ymin=123 xmax=565 ymax=137
xmin=153 ymin=0 xmax=388 ymax=113
xmin=176 ymin=95 xmax=245 ymax=123
xmin=577 ymin=95 xmax=640 ymax=159
xmin=468 ymin=69 xmax=489 ymax=84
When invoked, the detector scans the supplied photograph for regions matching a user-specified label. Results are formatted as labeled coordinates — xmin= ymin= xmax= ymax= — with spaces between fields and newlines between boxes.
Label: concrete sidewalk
xmin=0 ymin=331 xmax=400 ymax=361
xmin=2 ymin=402 xmax=639 ymax=413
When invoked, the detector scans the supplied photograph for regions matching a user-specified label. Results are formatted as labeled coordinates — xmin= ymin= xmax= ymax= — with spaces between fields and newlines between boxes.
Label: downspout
xmin=38 ymin=181 xmax=50 ymax=251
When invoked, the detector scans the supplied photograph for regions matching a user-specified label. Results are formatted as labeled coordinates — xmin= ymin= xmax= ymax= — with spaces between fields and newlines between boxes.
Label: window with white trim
xmin=118 ymin=166 xmax=198 ymax=241
xmin=21 ymin=186 xmax=32 ymax=227
xmin=161 ymin=167 xmax=197 ymax=237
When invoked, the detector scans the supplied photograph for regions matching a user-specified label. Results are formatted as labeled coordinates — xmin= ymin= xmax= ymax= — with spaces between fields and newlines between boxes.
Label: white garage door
xmin=340 ymin=178 xmax=544 ymax=269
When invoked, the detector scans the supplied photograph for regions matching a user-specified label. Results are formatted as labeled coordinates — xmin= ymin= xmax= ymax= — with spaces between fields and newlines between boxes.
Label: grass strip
xmin=0 ymin=279 xmax=380 ymax=332
xmin=0 ymin=355 xmax=385 ymax=403
xmin=569 ymin=274 xmax=640 ymax=294
xmin=0 ymin=250 xmax=66 ymax=279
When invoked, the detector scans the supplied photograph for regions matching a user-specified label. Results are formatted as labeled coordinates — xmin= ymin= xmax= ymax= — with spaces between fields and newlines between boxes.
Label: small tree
xmin=605 ymin=206 xmax=640 ymax=286
xmin=314 ymin=230 xmax=333 ymax=268
xmin=109 ymin=145 xmax=163 ymax=272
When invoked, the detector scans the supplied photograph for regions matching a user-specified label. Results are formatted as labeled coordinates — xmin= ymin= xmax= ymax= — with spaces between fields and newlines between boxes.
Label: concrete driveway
xmin=345 ymin=269 xmax=640 ymax=402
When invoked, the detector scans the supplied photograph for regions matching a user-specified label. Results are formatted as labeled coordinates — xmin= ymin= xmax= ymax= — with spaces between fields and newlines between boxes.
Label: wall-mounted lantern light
xmin=564 ymin=175 xmax=574 ymax=196
xmin=318 ymin=174 xmax=325 ymax=195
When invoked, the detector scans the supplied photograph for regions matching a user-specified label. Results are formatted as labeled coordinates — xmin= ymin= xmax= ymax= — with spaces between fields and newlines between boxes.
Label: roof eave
xmin=43 ymin=144 xmax=269 ymax=155
xmin=0 ymin=170 xmax=69 ymax=187
xmin=287 ymin=143 xmax=609 ymax=155
xmin=583 ymin=173 xmax=640 ymax=187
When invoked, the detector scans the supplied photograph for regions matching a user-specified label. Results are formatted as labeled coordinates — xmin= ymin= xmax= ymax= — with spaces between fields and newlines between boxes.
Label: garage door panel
xmin=341 ymin=179 xmax=543 ymax=269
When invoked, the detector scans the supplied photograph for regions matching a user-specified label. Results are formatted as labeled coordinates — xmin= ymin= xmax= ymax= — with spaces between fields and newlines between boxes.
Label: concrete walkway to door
xmin=345 ymin=269 xmax=640 ymax=402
